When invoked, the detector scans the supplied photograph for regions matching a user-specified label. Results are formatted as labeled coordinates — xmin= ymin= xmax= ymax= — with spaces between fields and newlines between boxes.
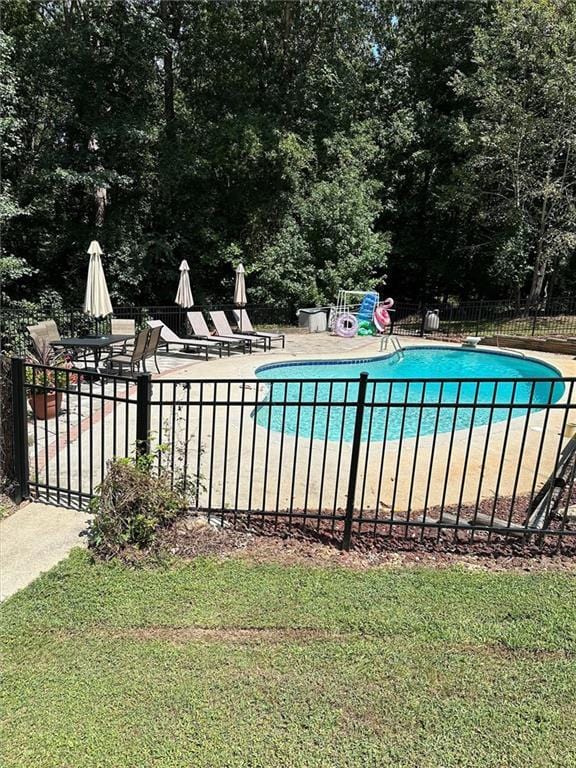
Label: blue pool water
xmin=254 ymin=347 xmax=564 ymax=442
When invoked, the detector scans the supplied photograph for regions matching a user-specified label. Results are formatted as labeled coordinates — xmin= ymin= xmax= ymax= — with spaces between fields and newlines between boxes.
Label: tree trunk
xmin=527 ymin=198 xmax=551 ymax=307
xmin=95 ymin=187 xmax=107 ymax=227
xmin=528 ymin=261 xmax=547 ymax=307
xmin=160 ymin=0 xmax=177 ymax=141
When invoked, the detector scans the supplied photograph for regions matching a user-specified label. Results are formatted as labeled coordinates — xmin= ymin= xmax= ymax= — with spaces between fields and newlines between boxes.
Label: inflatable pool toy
xmin=335 ymin=313 xmax=358 ymax=337
xmin=357 ymin=320 xmax=376 ymax=336
xmin=374 ymin=298 xmax=394 ymax=332
xmin=357 ymin=293 xmax=379 ymax=322
xmin=332 ymin=290 xmax=391 ymax=338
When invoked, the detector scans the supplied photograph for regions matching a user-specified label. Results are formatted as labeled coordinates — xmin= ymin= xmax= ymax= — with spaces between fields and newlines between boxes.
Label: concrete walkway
xmin=0 ymin=502 xmax=90 ymax=601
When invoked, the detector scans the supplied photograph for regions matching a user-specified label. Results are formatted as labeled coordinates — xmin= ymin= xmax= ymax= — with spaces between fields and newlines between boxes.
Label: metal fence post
xmin=475 ymin=300 xmax=483 ymax=336
xmin=136 ymin=372 xmax=152 ymax=457
xmin=342 ymin=372 xmax=369 ymax=551
xmin=10 ymin=357 xmax=29 ymax=503
xmin=531 ymin=305 xmax=538 ymax=336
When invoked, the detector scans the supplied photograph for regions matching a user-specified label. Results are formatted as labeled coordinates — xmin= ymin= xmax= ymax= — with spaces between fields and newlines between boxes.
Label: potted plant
xmin=25 ymin=343 xmax=80 ymax=420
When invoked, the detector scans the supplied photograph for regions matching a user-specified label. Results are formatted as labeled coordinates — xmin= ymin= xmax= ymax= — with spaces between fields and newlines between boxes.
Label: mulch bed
xmin=157 ymin=511 xmax=576 ymax=573
xmin=148 ymin=461 xmax=576 ymax=571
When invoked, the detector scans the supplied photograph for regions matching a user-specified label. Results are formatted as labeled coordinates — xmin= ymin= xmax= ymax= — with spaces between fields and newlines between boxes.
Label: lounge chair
xmin=186 ymin=311 xmax=253 ymax=353
xmin=146 ymin=319 xmax=228 ymax=359
xmin=108 ymin=328 xmax=149 ymax=374
xmin=233 ymin=309 xmax=285 ymax=349
xmin=209 ymin=311 xmax=270 ymax=351
xmin=210 ymin=311 xmax=269 ymax=351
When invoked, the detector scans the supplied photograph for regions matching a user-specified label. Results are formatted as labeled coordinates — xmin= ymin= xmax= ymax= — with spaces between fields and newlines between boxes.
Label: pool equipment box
xmin=297 ymin=307 xmax=329 ymax=333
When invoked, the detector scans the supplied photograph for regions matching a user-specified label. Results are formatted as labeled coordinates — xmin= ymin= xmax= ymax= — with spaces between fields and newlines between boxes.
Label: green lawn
xmin=2 ymin=550 xmax=575 ymax=768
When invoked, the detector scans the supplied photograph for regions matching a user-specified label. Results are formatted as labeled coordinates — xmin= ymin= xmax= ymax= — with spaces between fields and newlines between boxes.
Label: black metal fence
xmin=2 ymin=295 xmax=576 ymax=357
xmin=0 ymin=303 xmax=293 ymax=357
xmin=392 ymin=295 xmax=576 ymax=339
xmin=10 ymin=358 xmax=576 ymax=552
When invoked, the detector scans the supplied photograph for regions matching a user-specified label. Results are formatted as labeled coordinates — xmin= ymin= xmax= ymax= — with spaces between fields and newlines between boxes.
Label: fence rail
xmin=0 ymin=303 xmax=293 ymax=356
xmin=2 ymin=296 xmax=576 ymax=357
xmin=10 ymin=358 xmax=576 ymax=553
xmin=392 ymin=296 xmax=576 ymax=339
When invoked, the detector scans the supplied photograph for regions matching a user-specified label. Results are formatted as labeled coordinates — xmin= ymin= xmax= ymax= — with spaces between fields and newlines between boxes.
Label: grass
xmin=1 ymin=550 xmax=576 ymax=768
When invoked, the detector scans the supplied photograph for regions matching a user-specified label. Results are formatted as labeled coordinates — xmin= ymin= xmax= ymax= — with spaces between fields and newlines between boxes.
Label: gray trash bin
xmin=424 ymin=310 xmax=440 ymax=332
xmin=297 ymin=307 xmax=329 ymax=333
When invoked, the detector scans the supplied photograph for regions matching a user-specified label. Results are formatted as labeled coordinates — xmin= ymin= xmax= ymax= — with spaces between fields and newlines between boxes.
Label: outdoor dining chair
xmin=110 ymin=318 xmax=136 ymax=353
xmin=111 ymin=318 xmax=136 ymax=336
xmin=27 ymin=320 xmax=62 ymax=355
xmin=146 ymin=319 xmax=228 ymax=359
xmin=107 ymin=328 xmax=149 ymax=374
xmin=41 ymin=320 xmax=61 ymax=344
xmin=27 ymin=323 xmax=49 ymax=356
xmin=233 ymin=309 xmax=285 ymax=348
xmin=209 ymin=311 xmax=268 ymax=351
xmin=142 ymin=324 xmax=162 ymax=373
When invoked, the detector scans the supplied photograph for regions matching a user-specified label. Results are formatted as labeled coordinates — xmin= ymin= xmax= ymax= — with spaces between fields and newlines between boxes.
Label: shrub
xmin=25 ymin=343 xmax=80 ymax=391
xmin=88 ymin=452 xmax=187 ymax=559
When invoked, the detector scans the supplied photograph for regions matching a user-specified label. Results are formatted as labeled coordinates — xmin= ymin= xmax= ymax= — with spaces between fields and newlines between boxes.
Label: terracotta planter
xmin=29 ymin=391 xmax=62 ymax=420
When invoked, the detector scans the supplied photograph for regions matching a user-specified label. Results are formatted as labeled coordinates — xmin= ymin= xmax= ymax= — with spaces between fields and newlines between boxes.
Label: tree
xmin=3 ymin=0 xmax=572 ymax=312
xmin=454 ymin=0 xmax=576 ymax=303
xmin=371 ymin=0 xmax=492 ymax=301
xmin=2 ymin=0 xmax=162 ymax=303
xmin=251 ymin=126 xmax=389 ymax=308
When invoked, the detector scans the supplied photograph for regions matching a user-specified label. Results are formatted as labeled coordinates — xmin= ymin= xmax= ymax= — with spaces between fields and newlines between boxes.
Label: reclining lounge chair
xmin=208 ymin=311 xmax=268 ymax=352
xmin=233 ymin=309 xmax=285 ymax=349
xmin=186 ymin=312 xmax=255 ymax=354
xmin=147 ymin=320 xmax=229 ymax=359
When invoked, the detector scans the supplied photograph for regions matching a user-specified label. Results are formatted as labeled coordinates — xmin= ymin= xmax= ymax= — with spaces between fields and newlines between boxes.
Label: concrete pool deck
xmin=155 ymin=330 xmax=576 ymax=380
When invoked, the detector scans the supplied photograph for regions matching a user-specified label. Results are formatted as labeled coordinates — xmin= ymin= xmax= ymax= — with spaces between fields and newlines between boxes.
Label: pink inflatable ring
xmin=374 ymin=298 xmax=394 ymax=331
xmin=335 ymin=313 xmax=358 ymax=337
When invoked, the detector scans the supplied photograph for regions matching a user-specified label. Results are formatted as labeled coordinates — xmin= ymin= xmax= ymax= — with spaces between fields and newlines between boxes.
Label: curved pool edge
xmin=255 ymin=344 xmax=566 ymax=383
xmin=250 ymin=345 xmax=570 ymax=443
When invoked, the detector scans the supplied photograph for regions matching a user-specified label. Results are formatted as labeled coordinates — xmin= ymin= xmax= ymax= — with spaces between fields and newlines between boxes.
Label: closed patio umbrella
xmin=175 ymin=259 xmax=194 ymax=308
xmin=234 ymin=263 xmax=247 ymax=330
xmin=83 ymin=240 xmax=113 ymax=318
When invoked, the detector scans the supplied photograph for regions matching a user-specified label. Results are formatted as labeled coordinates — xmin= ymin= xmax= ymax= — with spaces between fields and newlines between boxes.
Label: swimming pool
xmin=253 ymin=347 xmax=564 ymax=442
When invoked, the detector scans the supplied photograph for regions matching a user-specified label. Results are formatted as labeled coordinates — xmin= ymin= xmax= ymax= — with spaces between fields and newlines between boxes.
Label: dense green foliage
xmin=2 ymin=0 xmax=575 ymax=311
xmin=2 ymin=552 xmax=576 ymax=766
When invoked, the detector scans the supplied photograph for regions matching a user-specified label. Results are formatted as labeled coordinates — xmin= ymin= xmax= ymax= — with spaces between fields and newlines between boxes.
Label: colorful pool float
xmin=374 ymin=298 xmax=394 ymax=331
xmin=334 ymin=313 xmax=358 ymax=337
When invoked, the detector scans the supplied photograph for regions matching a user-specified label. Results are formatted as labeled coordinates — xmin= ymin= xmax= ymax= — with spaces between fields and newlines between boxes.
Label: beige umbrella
xmin=234 ymin=263 xmax=247 ymax=330
xmin=175 ymin=259 xmax=194 ymax=308
xmin=83 ymin=240 xmax=113 ymax=318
